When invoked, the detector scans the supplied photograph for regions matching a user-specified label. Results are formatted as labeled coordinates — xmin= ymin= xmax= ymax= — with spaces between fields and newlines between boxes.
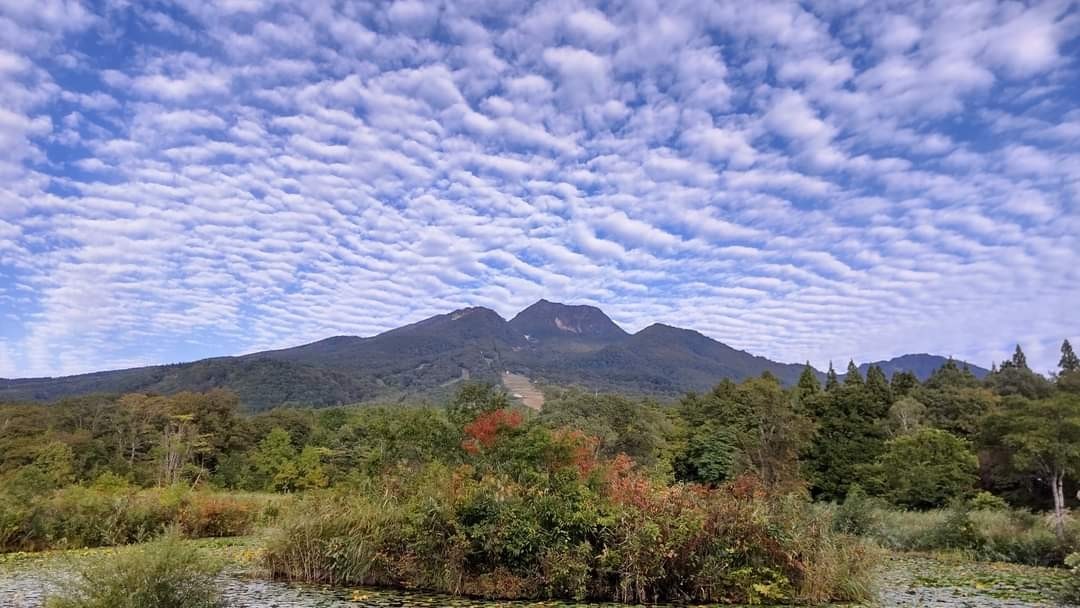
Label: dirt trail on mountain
xmin=502 ymin=372 xmax=544 ymax=410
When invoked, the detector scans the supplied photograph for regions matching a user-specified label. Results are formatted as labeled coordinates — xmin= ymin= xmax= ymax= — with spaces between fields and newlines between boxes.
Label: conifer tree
xmin=865 ymin=365 xmax=893 ymax=405
xmin=844 ymin=360 xmax=863 ymax=387
xmin=798 ymin=362 xmax=821 ymax=399
xmin=825 ymin=362 xmax=839 ymax=391
xmin=890 ymin=371 xmax=919 ymax=398
xmin=1011 ymin=345 xmax=1029 ymax=370
xmin=1060 ymin=339 xmax=1079 ymax=374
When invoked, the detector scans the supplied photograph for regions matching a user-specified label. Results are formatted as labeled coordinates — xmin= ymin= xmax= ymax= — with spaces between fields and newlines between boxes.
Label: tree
xmin=797 ymin=363 xmax=821 ymax=400
xmin=887 ymin=396 xmax=927 ymax=436
xmin=844 ymin=360 xmax=863 ymax=387
xmin=157 ymin=414 xmax=205 ymax=486
xmin=251 ymin=427 xmax=298 ymax=492
xmin=805 ymin=382 xmax=888 ymax=501
xmin=447 ymin=382 xmax=510 ymax=427
xmin=1060 ymin=340 xmax=1080 ymax=374
xmin=890 ymin=371 xmax=919 ymax=398
xmin=865 ymin=365 xmax=893 ymax=406
xmin=1001 ymin=345 xmax=1029 ymax=371
xmin=675 ymin=377 xmax=813 ymax=490
xmin=925 ymin=359 xmax=980 ymax=390
xmin=825 ymin=362 xmax=839 ymax=391
xmin=991 ymin=393 xmax=1080 ymax=540
xmin=862 ymin=428 xmax=978 ymax=509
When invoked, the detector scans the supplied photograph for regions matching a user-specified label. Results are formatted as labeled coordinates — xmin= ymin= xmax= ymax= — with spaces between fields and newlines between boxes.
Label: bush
xmin=45 ymin=532 xmax=223 ymax=608
xmin=969 ymin=490 xmax=1009 ymax=511
xmin=0 ymin=486 xmax=278 ymax=552
xmin=865 ymin=504 xmax=1076 ymax=566
xmin=832 ymin=483 xmax=876 ymax=536
xmin=1063 ymin=552 xmax=1080 ymax=604
xmin=264 ymin=462 xmax=878 ymax=604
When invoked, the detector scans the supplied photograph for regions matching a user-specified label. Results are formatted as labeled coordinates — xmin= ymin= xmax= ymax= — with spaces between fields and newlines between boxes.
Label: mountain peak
xmin=509 ymin=300 xmax=627 ymax=342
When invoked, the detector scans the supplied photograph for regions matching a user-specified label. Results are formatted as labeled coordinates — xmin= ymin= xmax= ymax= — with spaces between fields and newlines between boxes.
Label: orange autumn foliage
xmin=462 ymin=408 xmax=523 ymax=453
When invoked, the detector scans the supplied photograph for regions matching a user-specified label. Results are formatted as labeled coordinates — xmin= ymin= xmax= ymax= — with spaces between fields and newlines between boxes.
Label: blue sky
xmin=1 ymin=0 xmax=1078 ymax=378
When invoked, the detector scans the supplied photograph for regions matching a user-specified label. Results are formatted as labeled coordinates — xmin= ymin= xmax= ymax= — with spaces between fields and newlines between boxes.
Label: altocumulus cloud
xmin=0 ymin=0 xmax=1078 ymax=377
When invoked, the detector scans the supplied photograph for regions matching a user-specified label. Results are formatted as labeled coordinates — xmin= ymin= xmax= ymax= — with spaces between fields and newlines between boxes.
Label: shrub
xmin=0 ymin=486 xmax=276 ymax=552
xmin=969 ymin=490 xmax=1009 ymax=511
xmin=864 ymin=504 xmax=1076 ymax=566
xmin=45 ymin=531 xmax=223 ymax=608
xmin=264 ymin=462 xmax=877 ymax=604
xmin=1063 ymin=552 xmax=1080 ymax=604
xmin=832 ymin=483 xmax=876 ymax=536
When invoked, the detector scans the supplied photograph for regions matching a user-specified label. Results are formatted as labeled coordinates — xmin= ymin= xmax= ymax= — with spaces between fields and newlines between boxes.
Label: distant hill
xmin=0 ymin=300 xmax=978 ymax=409
xmin=857 ymin=354 xmax=989 ymax=381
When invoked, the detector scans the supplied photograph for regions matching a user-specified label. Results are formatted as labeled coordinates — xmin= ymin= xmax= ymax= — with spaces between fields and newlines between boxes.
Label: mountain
xmin=508 ymin=299 xmax=628 ymax=351
xmin=857 ymin=354 xmax=989 ymax=381
xmin=0 ymin=300 xmax=976 ymax=409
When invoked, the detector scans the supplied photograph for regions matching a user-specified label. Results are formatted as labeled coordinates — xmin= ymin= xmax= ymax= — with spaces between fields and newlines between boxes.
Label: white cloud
xmin=0 ymin=0 xmax=1076 ymax=378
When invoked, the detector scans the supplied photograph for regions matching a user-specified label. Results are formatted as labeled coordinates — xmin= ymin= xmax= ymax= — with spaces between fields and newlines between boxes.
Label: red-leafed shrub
xmin=461 ymin=408 xmax=523 ymax=453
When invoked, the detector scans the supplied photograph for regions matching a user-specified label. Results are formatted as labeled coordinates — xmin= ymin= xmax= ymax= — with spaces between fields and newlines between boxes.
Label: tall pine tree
xmin=798 ymin=362 xmax=821 ymax=400
xmin=865 ymin=365 xmax=893 ymax=406
xmin=844 ymin=360 xmax=863 ymax=387
xmin=1060 ymin=339 xmax=1079 ymax=374
xmin=825 ymin=362 xmax=839 ymax=391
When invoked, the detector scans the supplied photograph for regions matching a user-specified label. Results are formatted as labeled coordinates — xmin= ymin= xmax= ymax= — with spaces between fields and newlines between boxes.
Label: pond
xmin=0 ymin=544 xmax=1067 ymax=608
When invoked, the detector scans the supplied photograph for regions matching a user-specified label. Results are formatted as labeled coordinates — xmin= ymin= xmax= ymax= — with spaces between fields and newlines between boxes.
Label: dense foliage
xmin=265 ymin=435 xmax=876 ymax=604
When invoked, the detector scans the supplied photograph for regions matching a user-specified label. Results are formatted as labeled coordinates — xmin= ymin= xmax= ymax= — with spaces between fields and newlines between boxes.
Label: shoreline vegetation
xmin=2 ymin=343 xmax=1079 ymax=605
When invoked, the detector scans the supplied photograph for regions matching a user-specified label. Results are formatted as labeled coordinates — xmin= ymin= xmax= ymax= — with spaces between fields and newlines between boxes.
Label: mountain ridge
xmin=0 ymin=300 xmax=981 ymax=409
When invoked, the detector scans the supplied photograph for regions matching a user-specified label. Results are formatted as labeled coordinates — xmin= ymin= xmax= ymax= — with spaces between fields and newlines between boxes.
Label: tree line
xmin=2 ymin=340 xmax=1078 ymax=537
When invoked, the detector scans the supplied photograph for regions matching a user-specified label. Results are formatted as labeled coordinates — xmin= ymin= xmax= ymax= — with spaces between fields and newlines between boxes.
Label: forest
xmin=2 ymin=341 xmax=1079 ymax=605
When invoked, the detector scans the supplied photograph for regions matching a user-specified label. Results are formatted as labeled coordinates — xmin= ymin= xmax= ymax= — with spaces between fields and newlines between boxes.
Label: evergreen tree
xmin=890 ymin=371 xmax=919 ymax=398
xmin=797 ymin=362 xmax=821 ymax=400
xmin=844 ymin=360 xmax=863 ymax=387
xmin=1010 ymin=345 xmax=1029 ymax=370
xmin=865 ymin=365 xmax=893 ymax=405
xmin=825 ymin=362 xmax=839 ymax=391
xmin=1060 ymin=339 xmax=1080 ymax=374
xmin=805 ymin=385 xmax=887 ymax=501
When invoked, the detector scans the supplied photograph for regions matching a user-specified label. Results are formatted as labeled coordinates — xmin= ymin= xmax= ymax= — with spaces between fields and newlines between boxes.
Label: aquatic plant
xmin=45 ymin=531 xmax=223 ymax=608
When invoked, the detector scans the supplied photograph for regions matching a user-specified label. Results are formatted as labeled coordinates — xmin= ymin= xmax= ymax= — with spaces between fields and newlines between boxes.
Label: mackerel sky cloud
xmin=1 ymin=0 xmax=1078 ymax=378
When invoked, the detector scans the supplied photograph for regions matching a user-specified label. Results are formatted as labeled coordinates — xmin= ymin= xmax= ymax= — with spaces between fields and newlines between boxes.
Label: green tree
xmin=805 ymin=381 xmax=888 ymax=501
xmin=925 ymin=359 xmax=980 ymax=390
xmin=862 ymin=428 xmax=978 ymax=509
xmin=676 ymin=377 xmax=813 ymax=489
xmin=865 ymin=365 xmax=893 ymax=406
xmin=797 ymin=363 xmax=821 ymax=400
xmin=989 ymin=393 xmax=1080 ymax=540
xmin=295 ymin=445 xmax=330 ymax=490
xmin=890 ymin=371 xmax=919 ymax=398
xmin=251 ymin=427 xmax=298 ymax=492
xmin=33 ymin=441 xmax=76 ymax=488
xmin=673 ymin=423 xmax=738 ymax=485
xmin=1011 ymin=345 xmax=1029 ymax=370
xmin=447 ymin=382 xmax=510 ymax=427
xmin=825 ymin=362 xmax=839 ymax=391
xmin=1060 ymin=339 xmax=1079 ymax=374
xmin=844 ymin=360 xmax=863 ymax=387
xmin=915 ymin=386 xmax=998 ymax=438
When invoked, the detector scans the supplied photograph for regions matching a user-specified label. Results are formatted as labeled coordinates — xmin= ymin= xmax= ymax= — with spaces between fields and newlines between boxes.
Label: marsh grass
xmin=44 ymin=531 xmax=224 ymax=608
xmin=837 ymin=502 xmax=1077 ymax=566
xmin=0 ymin=485 xmax=284 ymax=552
